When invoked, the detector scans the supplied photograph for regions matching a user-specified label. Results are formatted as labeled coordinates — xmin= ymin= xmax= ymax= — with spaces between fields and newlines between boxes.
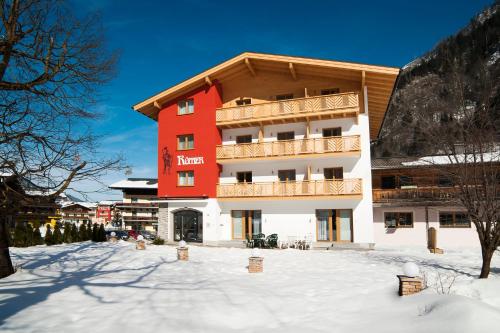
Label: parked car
xmin=105 ymin=230 xmax=129 ymax=240
xmin=140 ymin=231 xmax=157 ymax=241
xmin=127 ymin=230 xmax=138 ymax=240
xmin=115 ymin=230 xmax=129 ymax=240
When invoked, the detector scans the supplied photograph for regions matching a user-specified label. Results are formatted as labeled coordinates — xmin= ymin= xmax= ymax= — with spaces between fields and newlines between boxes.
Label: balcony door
xmin=232 ymin=210 xmax=262 ymax=240
xmin=322 ymin=127 xmax=342 ymax=151
xmin=278 ymin=169 xmax=296 ymax=196
xmin=323 ymin=168 xmax=343 ymax=194
xmin=316 ymin=209 xmax=352 ymax=242
xmin=277 ymin=131 xmax=295 ymax=155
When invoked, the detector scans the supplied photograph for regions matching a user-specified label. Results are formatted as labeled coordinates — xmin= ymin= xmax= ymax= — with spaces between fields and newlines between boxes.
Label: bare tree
xmin=0 ymin=0 xmax=123 ymax=278
xmin=392 ymin=55 xmax=499 ymax=278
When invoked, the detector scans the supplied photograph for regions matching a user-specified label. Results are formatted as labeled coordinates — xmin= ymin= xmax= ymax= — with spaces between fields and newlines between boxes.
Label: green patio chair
xmin=266 ymin=234 xmax=278 ymax=248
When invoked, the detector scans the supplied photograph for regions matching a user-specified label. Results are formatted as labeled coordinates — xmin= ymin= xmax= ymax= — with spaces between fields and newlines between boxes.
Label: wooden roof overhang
xmin=133 ymin=52 xmax=400 ymax=140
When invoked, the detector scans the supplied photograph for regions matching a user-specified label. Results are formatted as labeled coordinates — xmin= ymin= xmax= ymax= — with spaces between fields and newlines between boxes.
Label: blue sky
xmin=72 ymin=0 xmax=493 ymax=201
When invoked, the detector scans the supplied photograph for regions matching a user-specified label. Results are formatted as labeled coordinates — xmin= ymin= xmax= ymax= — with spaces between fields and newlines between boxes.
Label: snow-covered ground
xmin=1 ymin=242 xmax=499 ymax=333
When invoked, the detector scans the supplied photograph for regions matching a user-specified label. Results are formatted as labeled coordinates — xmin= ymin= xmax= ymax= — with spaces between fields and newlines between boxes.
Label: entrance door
xmin=316 ymin=209 xmax=352 ymax=242
xmin=174 ymin=210 xmax=203 ymax=242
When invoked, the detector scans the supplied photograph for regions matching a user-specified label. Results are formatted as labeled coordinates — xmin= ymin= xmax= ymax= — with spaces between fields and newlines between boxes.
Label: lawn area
xmin=1 ymin=242 xmax=499 ymax=333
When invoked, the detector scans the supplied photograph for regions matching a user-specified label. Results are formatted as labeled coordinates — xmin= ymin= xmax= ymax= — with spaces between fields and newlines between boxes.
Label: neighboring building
xmin=60 ymin=202 xmax=97 ymax=225
xmin=371 ymin=157 xmax=480 ymax=248
xmin=1 ymin=172 xmax=60 ymax=227
xmin=96 ymin=200 xmax=115 ymax=224
xmin=109 ymin=178 xmax=158 ymax=231
xmin=132 ymin=52 xmax=399 ymax=246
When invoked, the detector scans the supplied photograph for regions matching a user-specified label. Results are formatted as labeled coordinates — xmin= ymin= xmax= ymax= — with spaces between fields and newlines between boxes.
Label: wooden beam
xmin=361 ymin=71 xmax=366 ymax=113
xmin=153 ymin=101 xmax=162 ymax=110
xmin=289 ymin=62 xmax=297 ymax=80
xmin=205 ymin=76 xmax=212 ymax=86
xmin=245 ymin=58 xmax=256 ymax=77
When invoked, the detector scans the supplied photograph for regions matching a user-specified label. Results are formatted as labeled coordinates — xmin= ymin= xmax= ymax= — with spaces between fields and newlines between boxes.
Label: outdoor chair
xmin=304 ymin=233 xmax=313 ymax=250
xmin=265 ymin=234 xmax=278 ymax=248
xmin=253 ymin=233 xmax=265 ymax=248
xmin=245 ymin=234 xmax=254 ymax=248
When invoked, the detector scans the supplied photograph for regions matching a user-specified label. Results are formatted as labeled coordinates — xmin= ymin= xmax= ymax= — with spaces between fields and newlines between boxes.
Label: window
xmin=278 ymin=169 xmax=296 ymax=182
xmin=438 ymin=175 xmax=453 ymax=187
xmin=277 ymin=131 xmax=294 ymax=141
xmin=384 ymin=212 xmax=413 ymax=228
xmin=439 ymin=212 xmax=470 ymax=228
xmin=131 ymin=197 xmax=138 ymax=203
xmin=178 ymin=171 xmax=194 ymax=186
xmin=324 ymin=167 xmax=343 ymax=180
xmin=381 ymin=176 xmax=396 ymax=189
xmin=236 ymin=171 xmax=252 ymax=183
xmin=236 ymin=98 xmax=251 ymax=106
xmin=177 ymin=134 xmax=194 ymax=150
xmin=399 ymin=176 xmax=414 ymax=187
xmin=236 ymin=135 xmax=252 ymax=144
xmin=178 ymin=99 xmax=194 ymax=115
xmin=276 ymin=93 xmax=294 ymax=101
xmin=321 ymin=88 xmax=340 ymax=95
xmin=322 ymin=127 xmax=342 ymax=137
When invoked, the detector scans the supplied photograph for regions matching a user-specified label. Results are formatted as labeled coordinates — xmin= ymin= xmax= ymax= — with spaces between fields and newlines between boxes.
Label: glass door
xmin=338 ymin=210 xmax=352 ymax=242
xmin=316 ymin=210 xmax=330 ymax=241
xmin=316 ymin=209 xmax=351 ymax=242
xmin=174 ymin=210 xmax=203 ymax=243
xmin=232 ymin=210 xmax=244 ymax=239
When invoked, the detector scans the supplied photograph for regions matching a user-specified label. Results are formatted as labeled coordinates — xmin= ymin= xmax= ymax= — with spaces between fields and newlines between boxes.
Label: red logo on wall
xmin=162 ymin=146 xmax=172 ymax=175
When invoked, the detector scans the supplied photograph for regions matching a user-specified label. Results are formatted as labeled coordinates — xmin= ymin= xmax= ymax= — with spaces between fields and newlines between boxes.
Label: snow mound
xmin=418 ymin=295 xmax=500 ymax=333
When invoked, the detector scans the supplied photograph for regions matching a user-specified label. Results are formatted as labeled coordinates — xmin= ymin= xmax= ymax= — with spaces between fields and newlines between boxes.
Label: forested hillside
xmin=373 ymin=2 xmax=499 ymax=157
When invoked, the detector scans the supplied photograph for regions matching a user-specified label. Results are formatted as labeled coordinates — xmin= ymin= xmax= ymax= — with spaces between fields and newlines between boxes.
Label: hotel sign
xmin=177 ymin=155 xmax=204 ymax=166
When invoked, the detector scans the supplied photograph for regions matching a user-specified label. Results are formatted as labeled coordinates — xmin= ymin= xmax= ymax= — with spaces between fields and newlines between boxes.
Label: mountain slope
xmin=373 ymin=2 xmax=500 ymax=157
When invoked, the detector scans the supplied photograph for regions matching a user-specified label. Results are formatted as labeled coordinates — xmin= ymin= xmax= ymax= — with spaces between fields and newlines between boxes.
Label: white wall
xmin=217 ymin=112 xmax=375 ymax=244
xmin=218 ymin=198 xmax=372 ymax=244
xmin=373 ymin=206 xmax=480 ymax=248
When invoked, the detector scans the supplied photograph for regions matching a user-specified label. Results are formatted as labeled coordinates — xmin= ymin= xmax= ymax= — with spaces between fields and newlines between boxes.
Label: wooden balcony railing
xmin=372 ymin=187 xmax=459 ymax=203
xmin=216 ymin=92 xmax=359 ymax=127
xmin=216 ymin=135 xmax=360 ymax=161
xmin=122 ymin=216 xmax=158 ymax=222
xmin=115 ymin=202 xmax=158 ymax=208
xmin=217 ymin=179 xmax=362 ymax=199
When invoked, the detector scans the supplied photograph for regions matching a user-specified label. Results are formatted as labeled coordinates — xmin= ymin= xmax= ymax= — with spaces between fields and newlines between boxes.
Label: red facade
xmin=96 ymin=205 xmax=112 ymax=222
xmin=157 ymin=83 xmax=222 ymax=198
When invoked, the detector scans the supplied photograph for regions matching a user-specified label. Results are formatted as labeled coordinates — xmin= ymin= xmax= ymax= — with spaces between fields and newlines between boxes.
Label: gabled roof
xmin=61 ymin=202 xmax=96 ymax=210
xmin=109 ymin=178 xmax=158 ymax=190
xmin=133 ymin=52 xmax=400 ymax=139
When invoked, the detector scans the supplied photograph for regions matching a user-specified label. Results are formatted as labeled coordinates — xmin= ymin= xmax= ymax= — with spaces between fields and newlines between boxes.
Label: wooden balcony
xmin=216 ymin=135 xmax=360 ymax=162
xmin=216 ymin=92 xmax=360 ymax=128
xmin=217 ymin=179 xmax=362 ymax=200
xmin=115 ymin=202 xmax=158 ymax=209
xmin=122 ymin=216 xmax=158 ymax=222
xmin=372 ymin=187 xmax=459 ymax=206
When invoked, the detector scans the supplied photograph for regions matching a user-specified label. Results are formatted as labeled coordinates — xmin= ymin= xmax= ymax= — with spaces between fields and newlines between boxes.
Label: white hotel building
xmin=132 ymin=52 xmax=399 ymax=247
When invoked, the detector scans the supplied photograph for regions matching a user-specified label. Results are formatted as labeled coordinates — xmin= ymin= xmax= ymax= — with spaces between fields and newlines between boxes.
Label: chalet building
xmin=372 ymin=157 xmax=480 ymax=248
xmin=61 ymin=202 xmax=96 ymax=225
xmin=109 ymin=178 xmax=159 ymax=231
xmin=132 ymin=52 xmax=399 ymax=247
